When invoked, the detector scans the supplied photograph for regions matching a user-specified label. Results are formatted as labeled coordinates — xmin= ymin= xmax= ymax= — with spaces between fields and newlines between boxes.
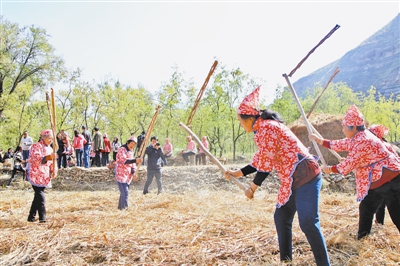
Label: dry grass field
xmin=0 ymin=165 xmax=399 ymax=265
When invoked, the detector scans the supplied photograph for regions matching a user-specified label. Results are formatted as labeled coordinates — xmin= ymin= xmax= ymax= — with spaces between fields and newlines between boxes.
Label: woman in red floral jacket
xmin=226 ymin=86 xmax=330 ymax=266
xmin=310 ymin=105 xmax=400 ymax=239
xmin=27 ymin=129 xmax=56 ymax=223
xmin=115 ymin=136 xmax=142 ymax=210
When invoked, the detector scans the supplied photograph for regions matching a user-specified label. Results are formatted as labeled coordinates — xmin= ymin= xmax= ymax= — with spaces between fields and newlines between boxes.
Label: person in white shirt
xmin=21 ymin=131 xmax=33 ymax=167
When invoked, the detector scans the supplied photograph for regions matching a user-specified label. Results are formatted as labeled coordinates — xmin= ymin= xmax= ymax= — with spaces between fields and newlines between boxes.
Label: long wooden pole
xmin=186 ymin=60 xmax=218 ymax=126
xmin=283 ymin=74 xmax=327 ymax=167
xmin=45 ymin=89 xmax=58 ymax=178
xmin=288 ymin=24 xmax=340 ymax=77
xmin=135 ymin=105 xmax=161 ymax=178
xmin=179 ymin=122 xmax=246 ymax=191
xmin=306 ymin=67 xmax=340 ymax=118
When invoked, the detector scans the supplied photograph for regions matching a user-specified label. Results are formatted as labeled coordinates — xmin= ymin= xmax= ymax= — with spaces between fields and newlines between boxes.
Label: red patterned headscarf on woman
xmin=342 ymin=105 xmax=364 ymax=126
xmin=369 ymin=124 xmax=389 ymax=139
xmin=237 ymin=86 xmax=261 ymax=116
xmin=40 ymin=129 xmax=53 ymax=136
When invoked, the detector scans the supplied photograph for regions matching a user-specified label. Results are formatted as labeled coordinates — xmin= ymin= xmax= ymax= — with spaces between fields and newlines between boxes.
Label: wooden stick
xmin=309 ymin=123 xmax=343 ymax=161
xmin=282 ymin=74 xmax=327 ymax=167
xmin=45 ymin=89 xmax=58 ymax=178
xmin=179 ymin=122 xmax=246 ymax=191
xmin=135 ymin=105 xmax=161 ymax=177
xmin=186 ymin=60 xmax=218 ymax=126
xmin=306 ymin=67 xmax=340 ymax=118
xmin=288 ymin=24 xmax=340 ymax=77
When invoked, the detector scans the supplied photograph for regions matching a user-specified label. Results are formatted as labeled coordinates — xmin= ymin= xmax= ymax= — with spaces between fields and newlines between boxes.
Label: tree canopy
xmin=1 ymin=18 xmax=399 ymax=160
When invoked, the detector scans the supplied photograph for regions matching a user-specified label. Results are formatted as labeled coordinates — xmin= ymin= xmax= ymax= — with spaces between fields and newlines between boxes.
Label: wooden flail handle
xmin=179 ymin=122 xmax=246 ymax=191
xmin=45 ymin=89 xmax=58 ymax=178
xmin=135 ymin=105 xmax=161 ymax=177
xmin=186 ymin=60 xmax=218 ymax=126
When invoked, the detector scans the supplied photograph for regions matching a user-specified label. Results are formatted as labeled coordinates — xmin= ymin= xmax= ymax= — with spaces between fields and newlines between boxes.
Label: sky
xmin=1 ymin=1 xmax=399 ymax=104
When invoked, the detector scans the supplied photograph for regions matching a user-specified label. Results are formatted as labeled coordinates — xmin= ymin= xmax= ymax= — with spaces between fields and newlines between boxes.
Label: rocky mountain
xmin=293 ymin=14 xmax=400 ymax=98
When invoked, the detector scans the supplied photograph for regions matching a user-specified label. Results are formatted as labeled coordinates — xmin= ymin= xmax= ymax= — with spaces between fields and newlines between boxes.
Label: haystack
xmin=289 ymin=113 xmax=347 ymax=165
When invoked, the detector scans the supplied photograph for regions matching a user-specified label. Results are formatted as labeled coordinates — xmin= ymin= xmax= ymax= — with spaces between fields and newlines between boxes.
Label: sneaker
xmin=6 ymin=185 xmax=12 ymax=188
xmin=39 ymin=220 xmax=46 ymax=223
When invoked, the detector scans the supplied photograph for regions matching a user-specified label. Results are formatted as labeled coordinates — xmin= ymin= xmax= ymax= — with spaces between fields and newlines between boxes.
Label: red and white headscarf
xmin=369 ymin=124 xmax=389 ymax=139
xmin=342 ymin=105 xmax=364 ymax=126
xmin=40 ymin=129 xmax=53 ymax=136
xmin=237 ymin=86 xmax=261 ymax=116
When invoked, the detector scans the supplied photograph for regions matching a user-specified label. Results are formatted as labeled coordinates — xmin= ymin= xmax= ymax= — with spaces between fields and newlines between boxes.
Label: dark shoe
xmin=27 ymin=218 xmax=35 ymax=222
xmin=39 ymin=220 xmax=46 ymax=223
xmin=143 ymin=191 xmax=148 ymax=195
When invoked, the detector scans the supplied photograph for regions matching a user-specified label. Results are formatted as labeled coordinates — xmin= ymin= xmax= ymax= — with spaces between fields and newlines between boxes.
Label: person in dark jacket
xmin=143 ymin=136 xmax=167 ymax=195
xmin=81 ymin=125 xmax=92 ymax=168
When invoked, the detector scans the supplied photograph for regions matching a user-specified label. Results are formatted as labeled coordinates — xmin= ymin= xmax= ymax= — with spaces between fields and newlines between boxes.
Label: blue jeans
xmin=22 ymin=150 xmax=30 ymax=167
xmin=83 ymin=145 xmax=91 ymax=168
xmin=75 ymin=149 xmax=83 ymax=167
xmin=274 ymin=175 xmax=330 ymax=266
xmin=143 ymin=168 xmax=162 ymax=194
xmin=117 ymin=182 xmax=129 ymax=210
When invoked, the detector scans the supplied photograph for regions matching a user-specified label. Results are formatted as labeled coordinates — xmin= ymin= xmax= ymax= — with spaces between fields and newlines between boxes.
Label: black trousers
xmin=358 ymin=174 xmax=400 ymax=239
xmin=28 ymin=185 xmax=46 ymax=222
xmin=94 ymin=151 xmax=102 ymax=167
xmin=375 ymin=202 xmax=386 ymax=224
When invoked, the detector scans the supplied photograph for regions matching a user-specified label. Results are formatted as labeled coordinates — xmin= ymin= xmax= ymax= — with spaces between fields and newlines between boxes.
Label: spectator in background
xmin=135 ymin=131 xmax=146 ymax=156
xmin=81 ymin=125 xmax=92 ymax=168
xmin=73 ymin=130 xmax=85 ymax=167
xmin=56 ymin=131 xmax=67 ymax=169
xmin=21 ymin=131 xmax=33 ymax=167
xmin=112 ymin=137 xmax=121 ymax=161
xmin=196 ymin=136 xmax=209 ymax=165
xmin=101 ymin=132 xmax=111 ymax=166
xmin=181 ymin=136 xmax=196 ymax=165
xmin=93 ymin=127 xmax=104 ymax=167
xmin=6 ymin=146 xmax=26 ymax=187
xmin=3 ymin=148 xmax=14 ymax=161
xmin=163 ymin=138 xmax=173 ymax=158
xmin=62 ymin=131 xmax=73 ymax=166
xmin=115 ymin=136 xmax=142 ymax=210
xmin=143 ymin=136 xmax=167 ymax=195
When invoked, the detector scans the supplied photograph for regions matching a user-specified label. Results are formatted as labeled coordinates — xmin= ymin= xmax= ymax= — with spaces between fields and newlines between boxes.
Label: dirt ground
xmin=0 ymin=164 xmax=398 ymax=265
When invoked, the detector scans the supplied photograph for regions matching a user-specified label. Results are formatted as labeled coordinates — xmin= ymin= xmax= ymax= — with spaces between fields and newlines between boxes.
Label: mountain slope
xmin=293 ymin=14 xmax=400 ymax=98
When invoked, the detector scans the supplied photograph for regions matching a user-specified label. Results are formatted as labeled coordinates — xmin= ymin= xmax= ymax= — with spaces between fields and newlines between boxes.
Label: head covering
xmin=40 ymin=129 xmax=53 ymax=136
xmin=128 ymin=136 xmax=137 ymax=143
xmin=369 ymin=124 xmax=389 ymax=139
xmin=237 ymin=86 xmax=261 ymax=116
xmin=342 ymin=105 xmax=364 ymax=126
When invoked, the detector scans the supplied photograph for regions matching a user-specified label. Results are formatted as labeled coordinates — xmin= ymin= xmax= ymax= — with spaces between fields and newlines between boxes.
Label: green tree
xmin=0 ymin=19 xmax=65 ymax=118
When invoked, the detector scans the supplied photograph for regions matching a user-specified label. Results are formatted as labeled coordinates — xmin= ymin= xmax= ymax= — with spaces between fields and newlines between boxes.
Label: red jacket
xmin=102 ymin=137 xmax=111 ymax=153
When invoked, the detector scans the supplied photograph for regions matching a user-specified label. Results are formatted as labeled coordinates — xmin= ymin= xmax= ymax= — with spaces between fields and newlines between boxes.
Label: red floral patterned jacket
xmin=27 ymin=140 xmax=53 ymax=187
xmin=115 ymin=145 xmax=136 ymax=184
xmin=251 ymin=119 xmax=316 ymax=207
xmin=329 ymin=130 xmax=400 ymax=201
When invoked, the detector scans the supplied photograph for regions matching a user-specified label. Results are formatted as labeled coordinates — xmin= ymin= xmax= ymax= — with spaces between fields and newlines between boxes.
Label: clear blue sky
xmin=1 ymin=1 xmax=399 ymax=104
